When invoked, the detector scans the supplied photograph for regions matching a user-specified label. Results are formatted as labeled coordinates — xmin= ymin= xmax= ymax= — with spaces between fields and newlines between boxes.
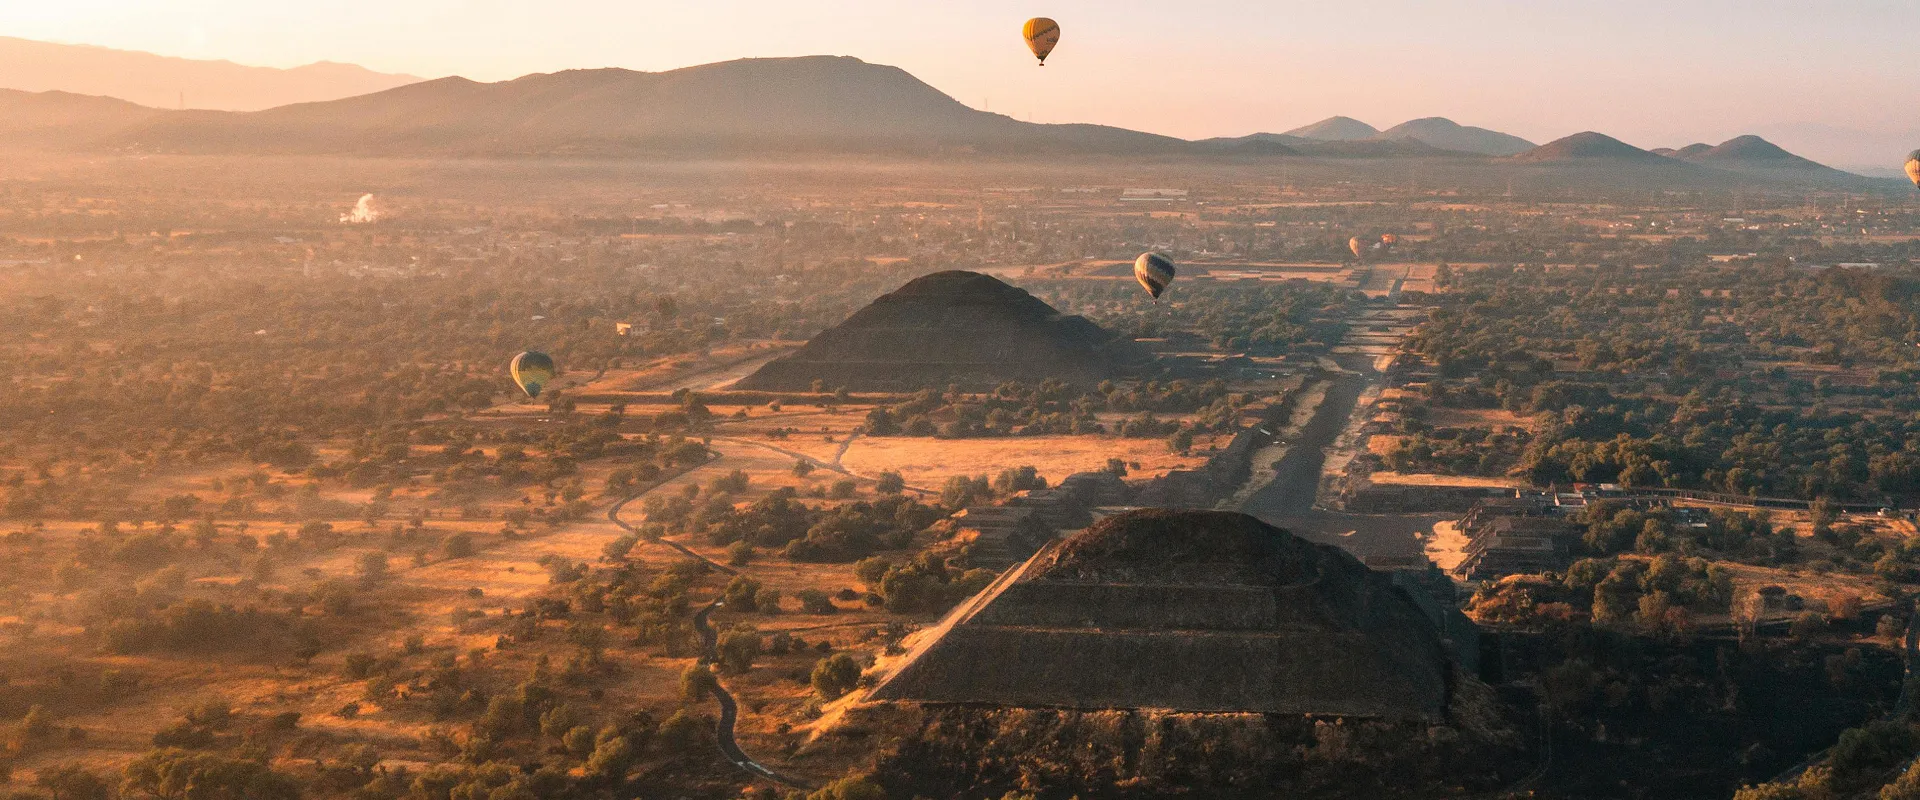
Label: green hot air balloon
xmin=1134 ymin=252 xmax=1176 ymax=299
xmin=510 ymin=351 xmax=556 ymax=398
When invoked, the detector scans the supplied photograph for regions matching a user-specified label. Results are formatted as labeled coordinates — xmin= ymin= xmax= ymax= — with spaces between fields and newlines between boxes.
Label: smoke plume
xmin=340 ymin=194 xmax=381 ymax=224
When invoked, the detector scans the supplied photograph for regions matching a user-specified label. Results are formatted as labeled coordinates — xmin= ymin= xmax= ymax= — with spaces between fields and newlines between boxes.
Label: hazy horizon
xmin=4 ymin=1 xmax=1919 ymax=166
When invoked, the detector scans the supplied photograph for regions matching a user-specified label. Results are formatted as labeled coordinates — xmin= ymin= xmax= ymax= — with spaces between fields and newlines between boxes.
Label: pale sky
xmin=5 ymin=1 xmax=1918 ymax=166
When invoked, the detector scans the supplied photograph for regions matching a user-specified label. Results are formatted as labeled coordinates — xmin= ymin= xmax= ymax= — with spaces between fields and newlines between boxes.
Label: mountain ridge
xmin=1514 ymin=131 xmax=1673 ymax=162
xmin=1672 ymin=134 xmax=1872 ymax=186
xmin=0 ymin=49 xmax=1886 ymax=190
xmin=1283 ymin=116 xmax=1380 ymax=141
xmin=0 ymin=36 xmax=420 ymax=111
xmin=104 ymin=56 xmax=1186 ymax=156
xmin=1375 ymin=117 xmax=1536 ymax=156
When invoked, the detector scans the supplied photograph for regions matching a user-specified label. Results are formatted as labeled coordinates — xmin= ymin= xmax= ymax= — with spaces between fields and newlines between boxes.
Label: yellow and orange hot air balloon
xmin=1380 ymin=233 xmax=1399 ymax=246
xmin=1023 ymin=18 xmax=1060 ymax=65
xmin=1906 ymin=150 xmax=1920 ymax=189
xmin=1348 ymin=236 xmax=1368 ymax=260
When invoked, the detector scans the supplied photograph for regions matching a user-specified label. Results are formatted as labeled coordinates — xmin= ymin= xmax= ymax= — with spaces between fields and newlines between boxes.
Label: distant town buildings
xmin=1120 ymin=188 xmax=1189 ymax=200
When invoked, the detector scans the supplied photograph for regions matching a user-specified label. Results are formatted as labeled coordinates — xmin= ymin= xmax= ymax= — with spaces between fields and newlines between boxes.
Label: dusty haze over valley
xmin=4 ymin=6 xmax=1920 ymax=799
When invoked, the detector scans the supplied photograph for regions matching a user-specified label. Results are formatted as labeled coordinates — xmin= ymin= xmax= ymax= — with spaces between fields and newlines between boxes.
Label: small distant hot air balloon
xmin=510 ymin=351 xmax=556 ymax=398
xmin=1906 ymin=150 xmax=1920 ymax=189
xmin=1348 ymin=236 xmax=1368 ymax=260
xmin=1380 ymin=233 xmax=1399 ymax=246
xmin=1133 ymin=252 xmax=1176 ymax=300
xmin=1023 ymin=18 xmax=1060 ymax=65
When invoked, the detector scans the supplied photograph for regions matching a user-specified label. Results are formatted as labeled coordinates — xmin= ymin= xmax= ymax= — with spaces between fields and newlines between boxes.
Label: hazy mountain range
xmin=0 ymin=37 xmax=420 ymax=111
xmin=1274 ymin=116 xmax=1538 ymax=157
xmin=0 ymin=44 xmax=1893 ymax=190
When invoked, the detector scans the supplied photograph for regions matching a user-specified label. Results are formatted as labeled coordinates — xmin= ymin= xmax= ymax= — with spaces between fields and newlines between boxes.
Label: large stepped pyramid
xmin=736 ymin=270 xmax=1146 ymax=392
xmin=865 ymin=509 xmax=1456 ymax=719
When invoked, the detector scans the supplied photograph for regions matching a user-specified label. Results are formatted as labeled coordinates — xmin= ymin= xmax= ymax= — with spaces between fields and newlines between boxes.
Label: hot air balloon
xmin=1348 ymin=236 xmax=1367 ymax=260
xmin=1906 ymin=150 xmax=1920 ymax=189
xmin=1380 ymin=233 xmax=1399 ymax=246
xmin=1023 ymin=18 xmax=1060 ymax=65
xmin=510 ymin=351 xmax=556 ymax=398
xmin=1134 ymin=252 xmax=1176 ymax=299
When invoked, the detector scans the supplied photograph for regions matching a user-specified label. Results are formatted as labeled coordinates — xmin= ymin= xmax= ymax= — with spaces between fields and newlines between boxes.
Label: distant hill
xmin=0 ymin=89 xmax=159 ymax=145
xmin=1509 ymin=132 xmax=1759 ymax=189
xmin=1200 ymin=132 xmax=1473 ymax=159
xmin=1680 ymin=135 xmax=1845 ymax=171
xmin=1655 ymin=136 xmax=1874 ymax=186
xmin=1193 ymin=132 xmax=1303 ymax=156
xmin=0 ymin=49 xmax=1896 ymax=192
xmin=1284 ymin=116 xmax=1379 ymax=141
xmin=1374 ymin=117 xmax=1535 ymax=157
xmin=735 ymin=270 xmax=1147 ymax=392
xmin=101 ymin=56 xmax=1185 ymax=156
xmin=0 ymin=36 xmax=420 ymax=111
xmin=1513 ymin=132 xmax=1673 ymax=162
xmin=1297 ymin=137 xmax=1469 ymax=158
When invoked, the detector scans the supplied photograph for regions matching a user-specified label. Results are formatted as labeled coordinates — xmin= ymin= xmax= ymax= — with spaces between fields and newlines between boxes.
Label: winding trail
xmin=607 ymin=489 xmax=813 ymax=790
xmin=709 ymin=434 xmax=936 ymax=497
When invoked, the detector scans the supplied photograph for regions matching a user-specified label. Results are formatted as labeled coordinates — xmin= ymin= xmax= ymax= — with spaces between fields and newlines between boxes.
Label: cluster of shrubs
xmin=860 ymin=379 xmax=1238 ymax=441
xmin=854 ymin=553 xmax=997 ymax=614
xmin=1470 ymin=553 xmax=1733 ymax=634
xmin=645 ymin=487 xmax=942 ymax=563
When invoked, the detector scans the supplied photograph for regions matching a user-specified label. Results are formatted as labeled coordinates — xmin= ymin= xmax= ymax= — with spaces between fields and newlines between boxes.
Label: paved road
xmin=1238 ymin=372 xmax=1435 ymax=564
xmin=607 ymin=482 xmax=812 ymax=790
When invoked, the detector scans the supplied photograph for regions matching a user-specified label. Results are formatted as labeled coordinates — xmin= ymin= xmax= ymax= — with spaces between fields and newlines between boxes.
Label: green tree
xmin=853 ymin=557 xmax=892 ymax=587
xmin=797 ymin=589 xmax=836 ymax=615
xmin=680 ymin=663 xmax=718 ymax=701
xmin=36 ymin=764 xmax=110 ymax=800
xmin=355 ymin=551 xmax=389 ymax=586
xmin=717 ymin=629 xmax=761 ymax=674
xmin=585 ymin=730 xmax=633 ymax=780
xmin=602 ymin=533 xmax=640 ymax=562
xmin=562 ymin=725 xmax=596 ymax=758
xmin=722 ymin=575 xmax=762 ymax=611
xmin=806 ymin=775 xmax=887 ymax=800
xmin=440 ymin=531 xmax=475 ymax=560
xmin=655 ymin=709 xmax=704 ymax=755
xmin=121 ymin=749 xmax=300 ymax=800
xmin=810 ymin=654 xmax=862 ymax=699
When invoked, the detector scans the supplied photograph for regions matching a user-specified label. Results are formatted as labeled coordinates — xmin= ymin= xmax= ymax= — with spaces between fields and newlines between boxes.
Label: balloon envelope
xmin=1023 ymin=18 xmax=1060 ymax=64
xmin=1133 ymin=252 xmax=1176 ymax=299
xmin=1349 ymin=236 xmax=1367 ymax=259
xmin=1906 ymin=150 xmax=1920 ymax=188
xmin=511 ymin=351 xmax=556 ymax=398
xmin=1380 ymin=233 xmax=1399 ymax=245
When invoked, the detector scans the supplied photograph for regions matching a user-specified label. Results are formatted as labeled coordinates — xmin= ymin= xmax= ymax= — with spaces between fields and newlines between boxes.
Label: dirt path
xmin=627 ymin=349 xmax=788 ymax=393
xmin=709 ymin=435 xmax=935 ymax=497
xmin=606 ymin=488 xmax=812 ymax=791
